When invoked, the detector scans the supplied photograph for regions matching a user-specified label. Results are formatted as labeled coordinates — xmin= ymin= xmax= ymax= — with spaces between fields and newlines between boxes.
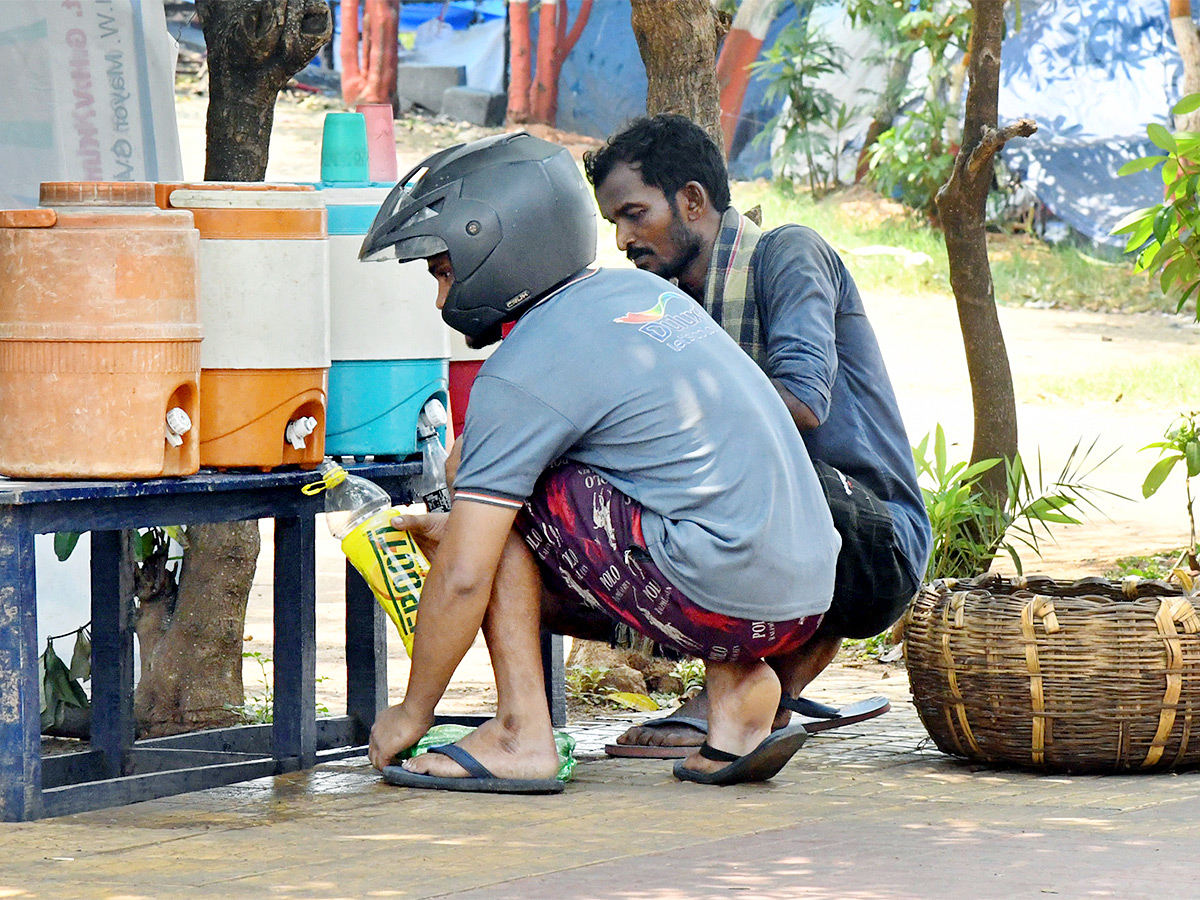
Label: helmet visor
xmin=359 ymin=204 xmax=447 ymax=261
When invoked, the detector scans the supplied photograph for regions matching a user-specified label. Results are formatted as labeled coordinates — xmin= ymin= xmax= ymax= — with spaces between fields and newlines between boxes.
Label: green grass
xmin=1104 ymin=552 xmax=1186 ymax=580
xmin=731 ymin=180 xmax=1177 ymax=315
xmin=1017 ymin=357 xmax=1200 ymax=410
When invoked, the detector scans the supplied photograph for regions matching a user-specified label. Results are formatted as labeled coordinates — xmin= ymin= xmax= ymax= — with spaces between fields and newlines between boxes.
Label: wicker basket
xmin=905 ymin=573 xmax=1200 ymax=773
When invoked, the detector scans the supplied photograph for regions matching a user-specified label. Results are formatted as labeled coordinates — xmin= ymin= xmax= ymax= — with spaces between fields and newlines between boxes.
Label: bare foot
xmin=614 ymin=689 xmax=791 ymax=748
xmin=676 ymin=660 xmax=779 ymax=777
xmin=400 ymin=717 xmax=560 ymax=781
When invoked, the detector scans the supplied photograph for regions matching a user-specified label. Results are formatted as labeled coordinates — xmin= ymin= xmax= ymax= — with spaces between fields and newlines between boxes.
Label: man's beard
xmin=465 ymin=323 xmax=504 ymax=349
xmin=655 ymin=212 xmax=704 ymax=283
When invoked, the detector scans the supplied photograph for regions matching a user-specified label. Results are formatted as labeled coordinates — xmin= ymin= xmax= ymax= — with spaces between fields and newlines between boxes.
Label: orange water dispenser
xmin=158 ymin=183 xmax=330 ymax=470
xmin=0 ymin=181 xmax=202 ymax=478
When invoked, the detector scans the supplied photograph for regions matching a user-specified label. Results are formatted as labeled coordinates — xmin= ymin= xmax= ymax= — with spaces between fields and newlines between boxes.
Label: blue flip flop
xmin=672 ymin=724 xmax=810 ymax=785
xmin=382 ymin=743 xmax=564 ymax=794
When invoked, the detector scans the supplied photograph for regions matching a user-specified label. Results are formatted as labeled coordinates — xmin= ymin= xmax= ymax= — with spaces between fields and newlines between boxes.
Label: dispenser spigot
xmin=165 ymin=407 xmax=192 ymax=447
xmin=286 ymin=415 xmax=319 ymax=449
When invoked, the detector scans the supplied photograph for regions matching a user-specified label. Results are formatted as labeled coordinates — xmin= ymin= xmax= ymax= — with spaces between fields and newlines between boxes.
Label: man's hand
xmin=392 ymin=511 xmax=449 ymax=560
xmin=368 ymin=701 xmax=435 ymax=770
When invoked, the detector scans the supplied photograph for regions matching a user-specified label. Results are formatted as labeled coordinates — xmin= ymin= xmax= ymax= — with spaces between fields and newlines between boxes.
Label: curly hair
xmin=582 ymin=114 xmax=731 ymax=212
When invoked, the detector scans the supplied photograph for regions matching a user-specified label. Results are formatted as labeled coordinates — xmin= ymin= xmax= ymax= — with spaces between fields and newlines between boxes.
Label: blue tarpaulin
xmin=998 ymin=0 xmax=1189 ymax=247
xmin=397 ymin=2 xmax=505 ymax=31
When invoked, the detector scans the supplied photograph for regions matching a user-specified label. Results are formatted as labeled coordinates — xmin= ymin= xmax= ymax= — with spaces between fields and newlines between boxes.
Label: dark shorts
xmin=515 ymin=460 xmax=822 ymax=663
xmin=812 ymin=460 xmax=921 ymax=640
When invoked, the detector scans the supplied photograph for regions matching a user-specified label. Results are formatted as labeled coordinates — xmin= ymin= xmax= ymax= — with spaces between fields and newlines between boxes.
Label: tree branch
xmin=967 ymin=118 xmax=1038 ymax=177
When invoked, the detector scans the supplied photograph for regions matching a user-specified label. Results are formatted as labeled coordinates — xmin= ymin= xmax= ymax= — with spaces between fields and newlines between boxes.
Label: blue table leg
xmin=0 ymin=510 xmax=41 ymax=821
xmin=272 ymin=516 xmax=316 ymax=771
xmin=89 ymin=531 xmax=135 ymax=778
xmin=345 ymin=562 xmax=387 ymax=743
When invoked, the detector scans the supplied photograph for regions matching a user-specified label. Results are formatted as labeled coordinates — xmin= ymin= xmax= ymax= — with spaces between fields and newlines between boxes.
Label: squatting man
xmin=357 ymin=131 xmax=842 ymax=792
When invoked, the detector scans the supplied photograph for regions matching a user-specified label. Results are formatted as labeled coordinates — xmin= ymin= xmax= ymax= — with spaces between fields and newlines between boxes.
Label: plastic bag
xmin=397 ymin=723 xmax=577 ymax=782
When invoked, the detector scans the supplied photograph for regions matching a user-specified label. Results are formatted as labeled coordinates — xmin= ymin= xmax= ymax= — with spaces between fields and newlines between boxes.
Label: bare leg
xmin=676 ymin=659 xmax=780 ymax=776
xmin=401 ymin=530 xmax=560 ymax=780
xmin=768 ymin=631 xmax=843 ymax=701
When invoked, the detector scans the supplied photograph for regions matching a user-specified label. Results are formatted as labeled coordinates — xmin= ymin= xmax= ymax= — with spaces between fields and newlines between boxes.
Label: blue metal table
xmin=0 ymin=464 xmax=566 ymax=821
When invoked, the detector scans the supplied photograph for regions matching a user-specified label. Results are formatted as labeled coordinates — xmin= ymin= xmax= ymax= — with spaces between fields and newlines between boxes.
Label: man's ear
xmin=678 ymin=181 xmax=710 ymax=220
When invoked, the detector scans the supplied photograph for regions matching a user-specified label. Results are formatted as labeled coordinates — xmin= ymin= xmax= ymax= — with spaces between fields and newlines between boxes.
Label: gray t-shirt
xmin=454 ymin=267 xmax=840 ymax=622
xmin=752 ymin=225 xmax=932 ymax=586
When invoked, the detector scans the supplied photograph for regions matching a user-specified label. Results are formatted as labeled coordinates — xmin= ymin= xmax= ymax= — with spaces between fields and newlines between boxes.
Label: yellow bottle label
xmin=340 ymin=507 xmax=429 ymax=656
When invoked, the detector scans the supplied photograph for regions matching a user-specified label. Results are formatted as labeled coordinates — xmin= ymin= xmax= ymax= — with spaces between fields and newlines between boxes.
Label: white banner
xmin=0 ymin=0 xmax=183 ymax=207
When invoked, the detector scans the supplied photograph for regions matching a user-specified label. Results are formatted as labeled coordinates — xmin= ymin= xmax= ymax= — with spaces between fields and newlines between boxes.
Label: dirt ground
xmin=172 ymin=90 xmax=1200 ymax=717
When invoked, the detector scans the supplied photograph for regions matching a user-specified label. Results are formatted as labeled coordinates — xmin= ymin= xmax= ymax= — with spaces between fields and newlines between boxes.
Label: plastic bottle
xmin=303 ymin=460 xmax=428 ymax=655
xmin=415 ymin=398 xmax=451 ymax=512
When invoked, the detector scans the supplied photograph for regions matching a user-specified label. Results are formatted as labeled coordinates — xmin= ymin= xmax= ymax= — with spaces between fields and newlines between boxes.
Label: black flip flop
xmin=603 ymin=715 xmax=708 ymax=758
xmin=672 ymin=725 xmax=810 ymax=785
xmin=604 ymin=696 xmax=891 ymax=758
xmin=382 ymin=744 xmax=564 ymax=794
xmin=780 ymin=695 xmax=891 ymax=733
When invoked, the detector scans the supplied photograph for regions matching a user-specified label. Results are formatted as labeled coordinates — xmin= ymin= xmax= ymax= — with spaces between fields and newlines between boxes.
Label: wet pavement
xmin=6 ymin=664 xmax=1200 ymax=899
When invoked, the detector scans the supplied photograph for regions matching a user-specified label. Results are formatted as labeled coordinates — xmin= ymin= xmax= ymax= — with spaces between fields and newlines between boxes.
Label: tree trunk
xmin=132 ymin=0 xmax=331 ymax=736
xmin=630 ymin=0 xmax=722 ymax=145
xmin=197 ymin=0 xmax=333 ymax=181
xmin=135 ymin=524 xmax=261 ymax=737
xmin=1172 ymin=0 xmax=1200 ymax=131
xmin=856 ymin=48 xmax=915 ymax=182
xmin=934 ymin=1 xmax=1035 ymax=499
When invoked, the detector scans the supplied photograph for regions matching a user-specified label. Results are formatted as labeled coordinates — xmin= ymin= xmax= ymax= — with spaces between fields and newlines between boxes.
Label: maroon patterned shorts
xmin=515 ymin=461 xmax=821 ymax=663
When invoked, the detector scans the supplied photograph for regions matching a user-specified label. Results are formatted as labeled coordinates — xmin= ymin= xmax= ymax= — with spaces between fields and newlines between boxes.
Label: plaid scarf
xmin=702 ymin=205 xmax=768 ymax=371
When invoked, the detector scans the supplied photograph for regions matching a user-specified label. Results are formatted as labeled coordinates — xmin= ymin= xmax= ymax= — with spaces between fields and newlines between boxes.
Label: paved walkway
xmin=7 ymin=663 xmax=1200 ymax=900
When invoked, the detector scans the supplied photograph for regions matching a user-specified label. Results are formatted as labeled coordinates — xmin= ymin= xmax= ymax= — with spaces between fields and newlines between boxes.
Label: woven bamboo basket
xmin=905 ymin=573 xmax=1200 ymax=773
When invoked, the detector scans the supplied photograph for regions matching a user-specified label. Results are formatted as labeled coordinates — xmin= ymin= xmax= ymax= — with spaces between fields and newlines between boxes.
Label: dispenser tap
xmin=285 ymin=415 xmax=318 ymax=449
xmin=165 ymin=407 xmax=192 ymax=447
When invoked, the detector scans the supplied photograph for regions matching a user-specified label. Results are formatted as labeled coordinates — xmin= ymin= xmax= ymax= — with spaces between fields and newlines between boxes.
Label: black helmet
xmin=359 ymin=132 xmax=597 ymax=339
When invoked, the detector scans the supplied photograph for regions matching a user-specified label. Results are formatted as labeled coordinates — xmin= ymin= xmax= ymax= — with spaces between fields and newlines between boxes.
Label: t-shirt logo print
xmin=613 ymin=292 xmax=719 ymax=352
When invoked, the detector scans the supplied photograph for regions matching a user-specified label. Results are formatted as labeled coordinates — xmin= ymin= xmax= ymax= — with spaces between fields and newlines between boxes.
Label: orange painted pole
xmin=508 ymin=0 xmax=533 ymax=122
xmin=340 ymin=0 xmax=365 ymax=106
xmin=533 ymin=0 xmax=559 ymax=124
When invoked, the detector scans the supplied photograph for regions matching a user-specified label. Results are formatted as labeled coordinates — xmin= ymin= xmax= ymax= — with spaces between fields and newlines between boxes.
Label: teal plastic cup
xmin=320 ymin=112 xmax=370 ymax=183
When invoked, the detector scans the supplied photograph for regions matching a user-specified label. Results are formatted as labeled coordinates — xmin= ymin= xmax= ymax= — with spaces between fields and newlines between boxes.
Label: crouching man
xmin=358 ymin=133 xmax=840 ymax=793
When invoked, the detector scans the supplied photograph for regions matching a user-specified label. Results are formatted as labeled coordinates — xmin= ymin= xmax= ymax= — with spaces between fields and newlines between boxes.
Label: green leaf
xmin=1111 ymin=207 xmax=1158 ymax=235
xmin=1153 ymin=206 xmax=1176 ymax=244
xmin=1142 ymin=454 xmax=1182 ymax=498
xmin=1148 ymin=122 xmax=1178 ymax=152
xmin=1186 ymin=440 xmax=1200 ymax=478
xmin=163 ymin=525 xmax=189 ymax=550
xmin=1174 ymin=93 xmax=1200 ymax=116
xmin=1117 ymin=155 xmax=1168 ymax=176
xmin=53 ymin=531 xmax=81 ymax=562
xmin=38 ymin=650 xmax=48 ymax=718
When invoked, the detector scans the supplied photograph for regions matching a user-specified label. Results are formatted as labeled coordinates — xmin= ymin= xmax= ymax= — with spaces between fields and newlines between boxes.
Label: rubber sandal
xmin=780 ymin=695 xmax=891 ymax=733
xmin=603 ymin=715 xmax=708 ymax=759
xmin=672 ymin=725 xmax=809 ymax=785
xmin=382 ymin=743 xmax=564 ymax=794
xmin=604 ymin=696 xmax=891 ymax=759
